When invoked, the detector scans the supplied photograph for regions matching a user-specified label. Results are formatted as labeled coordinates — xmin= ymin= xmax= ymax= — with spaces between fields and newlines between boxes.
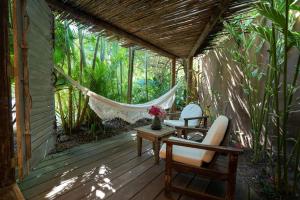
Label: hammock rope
xmin=55 ymin=66 xmax=177 ymax=123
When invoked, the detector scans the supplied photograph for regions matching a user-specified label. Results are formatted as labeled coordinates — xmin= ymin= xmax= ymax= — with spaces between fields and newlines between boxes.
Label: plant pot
xmin=151 ymin=116 xmax=162 ymax=130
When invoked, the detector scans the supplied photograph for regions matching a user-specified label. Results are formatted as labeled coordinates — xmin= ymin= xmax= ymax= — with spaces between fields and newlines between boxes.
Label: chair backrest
xmin=200 ymin=115 xmax=229 ymax=163
xmin=179 ymin=104 xmax=202 ymax=125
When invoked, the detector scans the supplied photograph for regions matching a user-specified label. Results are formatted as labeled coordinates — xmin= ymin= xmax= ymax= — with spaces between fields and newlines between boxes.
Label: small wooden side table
xmin=134 ymin=125 xmax=176 ymax=164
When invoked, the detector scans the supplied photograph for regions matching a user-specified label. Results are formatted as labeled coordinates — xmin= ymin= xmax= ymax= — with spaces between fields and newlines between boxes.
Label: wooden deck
xmin=19 ymin=131 xmax=251 ymax=200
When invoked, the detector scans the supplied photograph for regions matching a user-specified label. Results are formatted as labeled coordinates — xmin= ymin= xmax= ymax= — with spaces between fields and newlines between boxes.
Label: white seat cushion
xmin=163 ymin=119 xmax=197 ymax=128
xmin=159 ymin=136 xmax=203 ymax=167
xmin=160 ymin=115 xmax=229 ymax=166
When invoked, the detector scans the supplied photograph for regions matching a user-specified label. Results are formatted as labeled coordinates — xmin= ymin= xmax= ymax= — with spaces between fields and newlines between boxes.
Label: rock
xmin=59 ymin=135 xmax=70 ymax=142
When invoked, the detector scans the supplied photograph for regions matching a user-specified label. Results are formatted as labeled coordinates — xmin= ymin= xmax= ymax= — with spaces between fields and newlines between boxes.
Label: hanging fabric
xmin=55 ymin=67 xmax=177 ymax=123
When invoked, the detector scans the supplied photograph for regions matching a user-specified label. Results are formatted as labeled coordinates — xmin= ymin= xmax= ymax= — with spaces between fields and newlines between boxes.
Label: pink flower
xmin=148 ymin=106 xmax=166 ymax=117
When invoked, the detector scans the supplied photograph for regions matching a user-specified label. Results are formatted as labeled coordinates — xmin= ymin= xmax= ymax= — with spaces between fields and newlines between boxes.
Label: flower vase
xmin=151 ymin=116 xmax=162 ymax=130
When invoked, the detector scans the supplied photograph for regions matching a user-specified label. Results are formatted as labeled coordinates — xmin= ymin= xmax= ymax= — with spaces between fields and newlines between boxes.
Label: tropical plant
xmin=225 ymin=0 xmax=300 ymax=196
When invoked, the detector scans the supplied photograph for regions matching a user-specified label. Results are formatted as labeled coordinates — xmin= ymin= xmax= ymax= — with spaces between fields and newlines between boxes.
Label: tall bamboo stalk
xmin=76 ymin=29 xmax=86 ymax=126
xmin=119 ymin=60 xmax=123 ymax=101
xmin=127 ymin=47 xmax=134 ymax=104
xmin=56 ymin=92 xmax=66 ymax=132
xmin=64 ymin=22 xmax=73 ymax=134
xmin=144 ymin=53 xmax=149 ymax=101
xmin=78 ymin=36 xmax=100 ymax=126
xmin=282 ymin=0 xmax=289 ymax=189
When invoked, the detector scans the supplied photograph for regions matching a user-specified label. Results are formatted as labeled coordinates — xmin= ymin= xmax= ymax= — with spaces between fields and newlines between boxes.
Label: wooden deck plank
xmin=107 ymin=163 xmax=164 ymax=200
xmin=24 ymin=142 xmax=152 ymax=199
xmin=21 ymin=139 xmax=136 ymax=191
xmin=24 ymin=141 xmax=149 ymax=197
xmin=30 ymin=147 xmax=154 ymax=200
xmin=58 ymin=156 xmax=155 ymax=200
xmin=18 ymin=131 xmax=238 ymax=200
xmin=40 ymin=132 xmax=131 ymax=162
xmin=34 ymin=132 xmax=132 ymax=170
xmin=154 ymin=173 xmax=195 ymax=200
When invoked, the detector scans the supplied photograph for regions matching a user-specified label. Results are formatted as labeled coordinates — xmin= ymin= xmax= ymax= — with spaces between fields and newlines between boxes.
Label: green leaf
xmin=288 ymin=31 xmax=300 ymax=50
xmin=290 ymin=4 xmax=300 ymax=12
xmin=256 ymin=2 xmax=286 ymax=28
xmin=251 ymin=25 xmax=272 ymax=43
xmin=251 ymin=69 xmax=259 ymax=78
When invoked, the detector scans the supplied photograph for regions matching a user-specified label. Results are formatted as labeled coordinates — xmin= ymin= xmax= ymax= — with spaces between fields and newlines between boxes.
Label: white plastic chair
xmin=163 ymin=103 xmax=205 ymax=128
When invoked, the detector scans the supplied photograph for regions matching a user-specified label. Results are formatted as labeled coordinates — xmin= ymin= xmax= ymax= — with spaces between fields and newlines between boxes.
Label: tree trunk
xmin=127 ymin=47 xmax=135 ymax=104
xmin=120 ymin=60 xmax=123 ymax=102
xmin=76 ymin=29 xmax=86 ymax=126
xmin=144 ymin=53 xmax=149 ymax=101
xmin=78 ymin=36 xmax=100 ymax=126
xmin=100 ymin=37 xmax=105 ymax=62
xmin=56 ymin=92 xmax=67 ymax=132
xmin=64 ymin=22 xmax=73 ymax=134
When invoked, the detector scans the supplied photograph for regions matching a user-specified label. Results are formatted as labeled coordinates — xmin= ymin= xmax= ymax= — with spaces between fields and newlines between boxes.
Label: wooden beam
xmin=12 ymin=0 xmax=26 ymax=180
xmin=0 ymin=0 xmax=15 ymax=188
xmin=186 ymin=57 xmax=193 ymax=104
xmin=0 ymin=1 xmax=25 ymax=198
xmin=46 ymin=0 xmax=177 ymax=59
xmin=188 ymin=0 xmax=231 ymax=58
xmin=171 ymin=58 xmax=176 ymax=87
xmin=170 ymin=58 xmax=177 ymax=114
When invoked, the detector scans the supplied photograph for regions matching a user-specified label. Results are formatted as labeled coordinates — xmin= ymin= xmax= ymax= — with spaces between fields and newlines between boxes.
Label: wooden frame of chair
xmin=163 ymin=120 xmax=242 ymax=200
xmin=172 ymin=116 xmax=208 ymax=139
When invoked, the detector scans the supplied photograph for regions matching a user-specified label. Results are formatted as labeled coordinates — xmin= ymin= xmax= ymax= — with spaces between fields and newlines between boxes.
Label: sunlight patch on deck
xmin=45 ymin=177 xmax=78 ymax=199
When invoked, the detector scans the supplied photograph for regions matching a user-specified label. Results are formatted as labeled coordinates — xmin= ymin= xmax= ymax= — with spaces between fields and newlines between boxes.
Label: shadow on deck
xmin=19 ymin=131 xmax=252 ymax=200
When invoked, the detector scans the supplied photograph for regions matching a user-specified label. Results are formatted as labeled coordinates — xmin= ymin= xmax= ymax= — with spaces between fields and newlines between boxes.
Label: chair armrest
xmin=163 ymin=138 xmax=242 ymax=155
xmin=174 ymin=126 xmax=208 ymax=133
xmin=183 ymin=116 xmax=209 ymax=121
xmin=166 ymin=112 xmax=181 ymax=116
xmin=183 ymin=116 xmax=208 ymax=127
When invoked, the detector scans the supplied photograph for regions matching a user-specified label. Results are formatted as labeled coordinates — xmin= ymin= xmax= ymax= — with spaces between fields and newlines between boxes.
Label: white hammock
xmin=55 ymin=67 xmax=177 ymax=123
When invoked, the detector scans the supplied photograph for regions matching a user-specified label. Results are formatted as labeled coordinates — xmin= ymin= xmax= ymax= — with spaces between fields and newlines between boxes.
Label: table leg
xmin=154 ymin=139 xmax=160 ymax=164
xmin=137 ymin=135 xmax=142 ymax=156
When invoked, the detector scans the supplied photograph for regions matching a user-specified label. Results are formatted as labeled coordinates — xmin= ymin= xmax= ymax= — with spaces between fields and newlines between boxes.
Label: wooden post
xmin=13 ymin=0 xmax=26 ymax=180
xmin=127 ymin=47 xmax=135 ymax=104
xmin=0 ymin=0 xmax=24 ymax=198
xmin=0 ymin=0 xmax=15 ymax=188
xmin=170 ymin=58 xmax=176 ymax=114
xmin=171 ymin=58 xmax=176 ymax=88
xmin=186 ymin=57 xmax=193 ymax=104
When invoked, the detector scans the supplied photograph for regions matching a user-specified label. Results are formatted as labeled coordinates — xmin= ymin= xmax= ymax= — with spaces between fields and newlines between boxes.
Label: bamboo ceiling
xmin=46 ymin=0 xmax=254 ymax=58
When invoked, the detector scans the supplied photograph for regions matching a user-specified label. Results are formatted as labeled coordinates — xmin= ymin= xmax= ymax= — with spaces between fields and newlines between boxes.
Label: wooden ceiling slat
xmin=48 ymin=0 xmax=254 ymax=58
xmin=47 ymin=0 xmax=177 ymax=58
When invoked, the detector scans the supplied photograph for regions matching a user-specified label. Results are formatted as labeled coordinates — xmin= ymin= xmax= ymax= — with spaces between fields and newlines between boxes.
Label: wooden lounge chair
xmin=159 ymin=115 xmax=242 ymax=200
xmin=164 ymin=103 xmax=208 ymax=138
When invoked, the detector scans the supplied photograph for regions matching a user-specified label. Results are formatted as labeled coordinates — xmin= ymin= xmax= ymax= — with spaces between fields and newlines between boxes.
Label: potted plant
xmin=148 ymin=106 xmax=166 ymax=130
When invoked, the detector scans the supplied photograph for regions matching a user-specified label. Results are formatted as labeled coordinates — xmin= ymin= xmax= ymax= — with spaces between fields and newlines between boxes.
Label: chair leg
xmin=165 ymin=143 xmax=173 ymax=195
xmin=226 ymin=154 xmax=238 ymax=200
